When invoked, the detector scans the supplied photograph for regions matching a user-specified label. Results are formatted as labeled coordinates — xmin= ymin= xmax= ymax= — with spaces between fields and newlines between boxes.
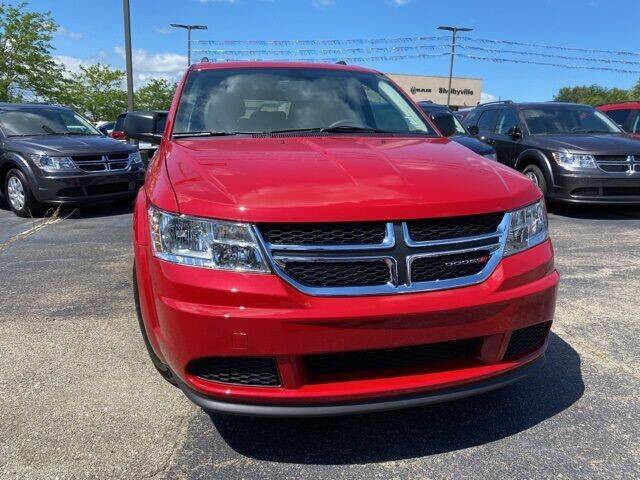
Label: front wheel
xmin=522 ymin=164 xmax=548 ymax=197
xmin=4 ymin=168 xmax=43 ymax=217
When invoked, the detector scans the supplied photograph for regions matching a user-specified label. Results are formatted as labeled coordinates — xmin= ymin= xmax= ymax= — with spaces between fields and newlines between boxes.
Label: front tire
xmin=522 ymin=164 xmax=548 ymax=198
xmin=4 ymin=168 xmax=43 ymax=217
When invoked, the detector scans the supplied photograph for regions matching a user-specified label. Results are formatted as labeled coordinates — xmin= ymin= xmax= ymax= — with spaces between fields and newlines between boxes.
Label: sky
xmin=23 ymin=0 xmax=640 ymax=102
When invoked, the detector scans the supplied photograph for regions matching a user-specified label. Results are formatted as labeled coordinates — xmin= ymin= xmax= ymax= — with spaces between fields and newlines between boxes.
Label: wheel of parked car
xmin=522 ymin=164 xmax=547 ymax=197
xmin=4 ymin=168 xmax=43 ymax=217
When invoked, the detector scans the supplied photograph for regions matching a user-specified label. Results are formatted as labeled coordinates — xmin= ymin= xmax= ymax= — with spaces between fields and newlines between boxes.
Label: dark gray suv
xmin=0 ymin=103 xmax=145 ymax=216
xmin=463 ymin=101 xmax=640 ymax=204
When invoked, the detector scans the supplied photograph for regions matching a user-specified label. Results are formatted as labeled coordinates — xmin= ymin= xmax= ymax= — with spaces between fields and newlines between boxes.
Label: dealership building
xmin=387 ymin=73 xmax=483 ymax=109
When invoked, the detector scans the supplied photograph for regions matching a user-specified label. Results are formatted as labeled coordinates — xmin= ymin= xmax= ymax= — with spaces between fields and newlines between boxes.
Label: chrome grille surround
xmin=595 ymin=155 xmax=640 ymax=175
xmin=72 ymin=154 xmax=133 ymax=173
xmin=254 ymin=213 xmax=510 ymax=297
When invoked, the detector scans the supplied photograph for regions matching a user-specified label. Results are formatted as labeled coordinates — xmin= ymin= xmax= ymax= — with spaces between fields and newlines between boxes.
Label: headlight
xmin=504 ymin=199 xmax=548 ymax=257
xmin=29 ymin=154 xmax=77 ymax=172
xmin=148 ymin=206 xmax=269 ymax=272
xmin=482 ymin=152 xmax=497 ymax=161
xmin=551 ymin=152 xmax=597 ymax=170
xmin=128 ymin=151 xmax=143 ymax=165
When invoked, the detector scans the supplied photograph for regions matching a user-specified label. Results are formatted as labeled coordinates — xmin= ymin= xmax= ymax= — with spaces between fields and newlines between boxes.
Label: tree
xmin=0 ymin=2 xmax=66 ymax=102
xmin=554 ymin=84 xmax=632 ymax=106
xmin=135 ymin=79 xmax=176 ymax=111
xmin=64 ymin=63 xmax=127 ymax=122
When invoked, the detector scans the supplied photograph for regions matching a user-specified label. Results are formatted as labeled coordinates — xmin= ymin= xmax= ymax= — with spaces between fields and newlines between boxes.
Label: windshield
xmin=522 ymin=106 xmax=622 ymax=135
xmin=0 ymin=107 xmax=101 ymax=137
xmin=173 ymin=68 xmax=435 ymax=136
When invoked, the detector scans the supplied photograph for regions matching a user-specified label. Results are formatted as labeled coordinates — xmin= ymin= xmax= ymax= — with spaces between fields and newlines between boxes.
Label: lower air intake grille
xmin=188 ymin=357 xmax=281 ymax=386
xmin=406 ymin=212 xmax=504 ymax=242
xmin=504 ymin=322 xmax=550 ymax=360
xmin=411 ymin=250 xmax=491 ymax=283
xmin=282 ymin=260 xmax=390 ymax=288
xmin=304 ymin=338 xmax=481 ymax=377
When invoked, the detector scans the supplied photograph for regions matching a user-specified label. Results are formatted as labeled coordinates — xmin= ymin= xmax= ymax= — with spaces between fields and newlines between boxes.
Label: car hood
xmin=162 ymin=136 xmax=539 ymax=223
xmin=6 ymin=135 xmax=136 ymax=156
xmin=528 ymin=133 xmax=640 ymax=155
xmin=450 ymin=135 xmax=496 ymax=156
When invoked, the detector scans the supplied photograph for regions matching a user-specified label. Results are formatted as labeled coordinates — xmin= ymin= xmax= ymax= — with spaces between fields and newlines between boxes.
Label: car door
xmin=491 ymin=108 xmax=522 ymax=167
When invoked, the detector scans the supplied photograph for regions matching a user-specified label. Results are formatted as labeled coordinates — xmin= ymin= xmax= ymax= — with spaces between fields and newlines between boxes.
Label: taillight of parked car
xmin=110 ymin=130 xmax=126 ymax=140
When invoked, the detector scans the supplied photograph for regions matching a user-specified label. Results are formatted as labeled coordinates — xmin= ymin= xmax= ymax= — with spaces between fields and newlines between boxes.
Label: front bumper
xmin=32 ymin=169 xmax=145 ymax=204
xmin=134 ymin=228 xmax=559 ymax=413
xmin=551 ymin=170 xmax=640 ymax=204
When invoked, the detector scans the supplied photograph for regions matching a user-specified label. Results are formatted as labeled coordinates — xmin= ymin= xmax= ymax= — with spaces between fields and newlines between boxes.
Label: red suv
xmin=598 ymin=101 xmax=640 ymax=137
xmin=126 ymin=62 xmax=559 ymax=416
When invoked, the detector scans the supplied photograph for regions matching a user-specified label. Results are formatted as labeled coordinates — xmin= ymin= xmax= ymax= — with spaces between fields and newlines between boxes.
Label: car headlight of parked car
xmin=504 ymin=200 xmax=548 ymax=257
xmin=29 ymin=154 xmax=77 ymax=172
xmin=128 ymin=151 xmax=143 ymax=165
xmin=148 ymin=206 xmax=269 ymax=272
xmin=483 ymin=152 xmax=498 ymax=161
xmin=551 ymin=152 xmax=598 ymax=170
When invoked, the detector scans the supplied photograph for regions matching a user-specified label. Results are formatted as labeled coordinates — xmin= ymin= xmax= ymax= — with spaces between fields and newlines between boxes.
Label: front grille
xmin=304 ymin=338 xmax=481 ymax=377
xmin=411 ymin=250 xmax=491 ymax=283
xmin=260 ymin=222 xmax=386 ymax=246
xmin=595 ymin=155 xmax=639 ymax=174
xmin=504 ymin=322 xmax=550 ymax=360
xmin=282 ymin=260 xmax=390 ymax=287
xmin=188 ymin=357 xmax=281 ymax=386
xmin=261 ymin=214 xmax=505 ymax=295
xmin=406 ymin=212 xmax=504 ymax=242
xmin=72 ymin=153 xmax=131 ymax=172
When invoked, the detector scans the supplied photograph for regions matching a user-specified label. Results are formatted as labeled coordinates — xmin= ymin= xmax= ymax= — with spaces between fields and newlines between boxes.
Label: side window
xmin=495 ymin=109 xmax=520 ymax=135
xmin=602 ymin=109 xmax=631 ymax=128
xmin=631 ymin=112 xmax=640 ymax=133
xmin=477 ymin=109 xmax=500 ymax=132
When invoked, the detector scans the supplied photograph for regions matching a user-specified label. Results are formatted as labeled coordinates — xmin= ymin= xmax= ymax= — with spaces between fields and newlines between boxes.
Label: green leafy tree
xmin=135 ymin=78 xmax=176 ymax=111
xmin=64 ymin=63 xmax=127 ymax=121
xmin=554 ymin=84 xmax=631 ymax=106
xmin=0 ymin=2 xmax=66 ymax=102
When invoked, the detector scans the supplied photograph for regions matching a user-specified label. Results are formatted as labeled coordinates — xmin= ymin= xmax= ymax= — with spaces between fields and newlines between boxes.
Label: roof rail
xmin=477 ymin=99 xmax=513 ymax=107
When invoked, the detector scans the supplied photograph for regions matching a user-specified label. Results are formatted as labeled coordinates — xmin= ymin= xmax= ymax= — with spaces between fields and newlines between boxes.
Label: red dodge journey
xmin=127 ymin=61 xmax=559 ymax=416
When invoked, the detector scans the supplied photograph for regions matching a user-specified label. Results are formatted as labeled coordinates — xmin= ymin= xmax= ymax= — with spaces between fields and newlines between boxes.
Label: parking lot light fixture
xmin=438 ymin=25 xmax=473 ymax=107
xmin=170 ymin=24 xmax=208 ymax=66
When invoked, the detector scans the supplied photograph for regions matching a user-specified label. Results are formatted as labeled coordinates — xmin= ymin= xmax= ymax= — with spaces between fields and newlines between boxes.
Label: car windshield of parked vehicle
xmin=173 ymin=68 xmax=435 ymax=136
xmin=0 ymin=108 xmax=100 ymax=137
xmin=522 ymin=106 xmax=622 ymax=135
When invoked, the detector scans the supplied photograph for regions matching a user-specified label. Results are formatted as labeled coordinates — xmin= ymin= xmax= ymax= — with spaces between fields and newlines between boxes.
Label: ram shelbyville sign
xmin=388 ymin=74 xmax=483 ymax=108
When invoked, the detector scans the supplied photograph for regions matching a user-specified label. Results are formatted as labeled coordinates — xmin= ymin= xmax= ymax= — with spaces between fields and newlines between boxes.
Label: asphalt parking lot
xmin=0 ymin=200 xmax=638 ymax=480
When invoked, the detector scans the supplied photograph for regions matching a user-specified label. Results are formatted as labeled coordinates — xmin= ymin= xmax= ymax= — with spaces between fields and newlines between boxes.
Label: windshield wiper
xmin=173 ymin=131 xmax=247 ymax=138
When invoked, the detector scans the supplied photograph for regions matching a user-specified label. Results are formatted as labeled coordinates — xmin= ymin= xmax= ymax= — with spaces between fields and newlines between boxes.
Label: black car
xmin=0 ymin=103 xmax=145 ymax=217
xmin=112 ymin=110 xmax=167 ymax=166
xmin=463 ymin=101 xmax=640 ymax=204
xmin=418 ymin=102 xmax=497 ymax=160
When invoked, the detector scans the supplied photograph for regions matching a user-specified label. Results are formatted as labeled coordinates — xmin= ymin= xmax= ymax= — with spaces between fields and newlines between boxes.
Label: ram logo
xmin=445 ymin=255 xmax=490 ymax=267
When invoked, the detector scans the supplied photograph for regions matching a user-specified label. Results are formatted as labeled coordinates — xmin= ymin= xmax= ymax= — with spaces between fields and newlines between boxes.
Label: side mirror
xmin=507 ymin=125 xmax=522 ymax=140
xmin=124 ymin=111 xmax=165 ymax=145
xmin=467 ymin=125 xmax=479 ymax=136
xmin=431 ymin=113 xmax=458 ymax=138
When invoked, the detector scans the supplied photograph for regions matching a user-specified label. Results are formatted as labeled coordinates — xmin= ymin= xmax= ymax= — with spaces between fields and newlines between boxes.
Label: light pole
xmin=438 ymin=25 xmax=473 ymax=107
xmin=122 ymin=0 xmax=135 ymax=111
xmin=170 ymin=24 xmax=208 ymax=66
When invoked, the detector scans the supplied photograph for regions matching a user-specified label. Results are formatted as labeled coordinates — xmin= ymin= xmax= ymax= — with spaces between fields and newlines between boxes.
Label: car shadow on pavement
xmin=549 ymin=202 xmax=640 ymax=220
xmin=0 ymin=199 xmax=134 ymax=219
xmin=208 ymin=333 xmax=583 ymax=464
